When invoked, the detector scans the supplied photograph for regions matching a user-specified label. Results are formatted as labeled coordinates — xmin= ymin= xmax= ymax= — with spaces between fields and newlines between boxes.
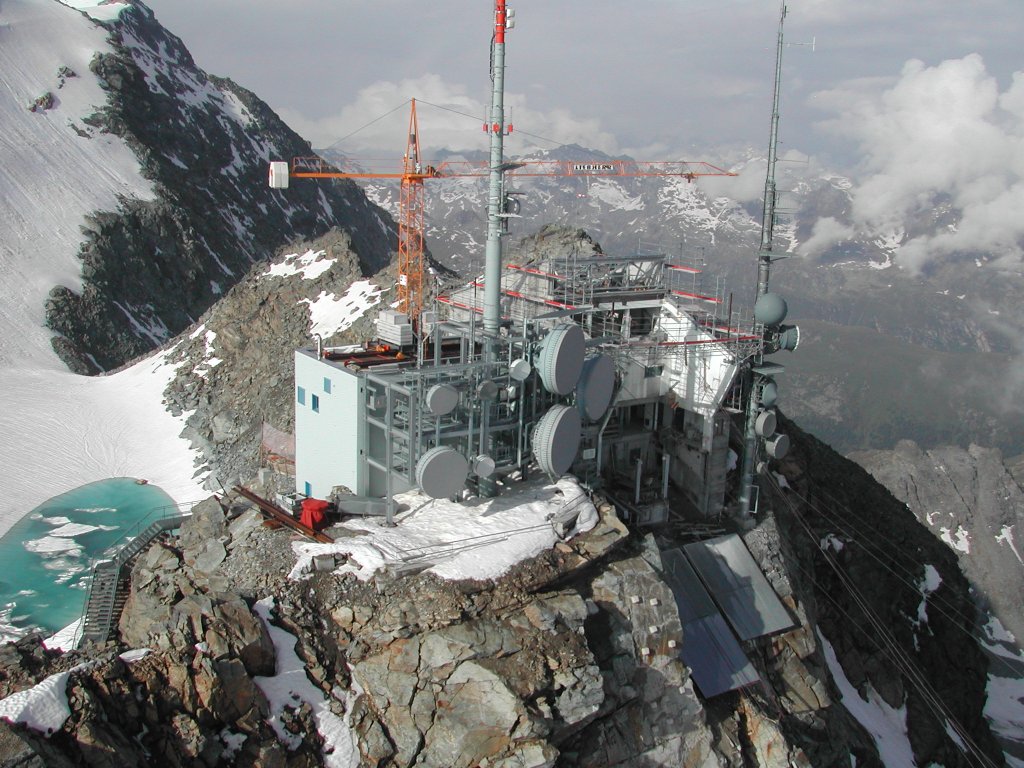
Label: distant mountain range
xmin=325 ymin=144 xmax=1024 ymax=456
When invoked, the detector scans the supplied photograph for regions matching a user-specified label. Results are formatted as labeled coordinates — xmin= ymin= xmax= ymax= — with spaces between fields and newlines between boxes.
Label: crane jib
xmin=571 ymin=163 xmax=616 ymax=174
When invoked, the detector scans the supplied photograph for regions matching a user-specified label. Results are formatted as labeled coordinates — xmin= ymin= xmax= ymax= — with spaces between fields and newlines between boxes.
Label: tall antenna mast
xmin=480 ymin=0 xmax=514 ymax=497
xmin=483 ymin=0 xmax=511 ymax=336
xmin=738 ymin=0 xmax=789 ymax=517
xmin=757 ymin=0 xmax=786 ymax=299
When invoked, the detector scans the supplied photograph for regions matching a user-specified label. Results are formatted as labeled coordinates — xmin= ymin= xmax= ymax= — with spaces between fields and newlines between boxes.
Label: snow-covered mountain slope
xmin=0 ymin=0 xmax=153 ymax=371
xmin=0 ymin=0 xmax=199 ymax=537
xmin=0 ymin=0 xmax=396 ymax=537
xmin=42 ymin=0 xmax=394 ymax=372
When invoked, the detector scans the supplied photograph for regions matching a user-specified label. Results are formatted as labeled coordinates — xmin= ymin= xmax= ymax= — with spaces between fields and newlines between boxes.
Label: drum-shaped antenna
xmin=537 ymin=323 xmax=585 ymax=395
xmin=765 ymin=433 xmax=790 ymax=460
xmin=755 ymin=409 xmax=777 ymax=438
xmin=532 ymin=405 xmax=582 ymax=477
xmin=416 ymin=446 xmax=469 ymax=499
xmin=577 ymin=354 xmax=616 ymax=421
xmin=425 ymin=384 xmax=459 ymax=416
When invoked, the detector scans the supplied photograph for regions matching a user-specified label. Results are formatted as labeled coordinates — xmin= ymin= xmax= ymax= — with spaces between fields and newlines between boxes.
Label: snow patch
xmin=0 ymin=669 xmax=75 ymax=735
xmin=60 ymin=0 xmax=131 ymax=22
xmin=819 ymin=631 xmax=916 ymax=767
xmin=911 ymin=564 xmax=942 ymax=649
xmin=301 ymin=281 xmax=386 ymax=338
xmin=264 ymin=249 xmax=336 ymax=281
xmin=820 ymin=533 xmax=845 ymax=553
xmin=0 ymin=346 xmax=208 ymax=539
xmin=253 ymin=598 xmax=360 ymax=767
xmin=978 ymin=616 xmax=1024 ymax=765
xmin=43 ymin=618 xmax=83 ymax=652
xmin=939 ymin=524 xmax=972 ymax=554
xmin=995 ymin=525 xmax=1023 ymax=565
xmin=118 ymin=648 xmax=152 ymax=663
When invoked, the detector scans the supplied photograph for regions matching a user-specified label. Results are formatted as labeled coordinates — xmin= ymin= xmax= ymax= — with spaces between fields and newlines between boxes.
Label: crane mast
xmin=398 ymin=100 xmax=427 ymax=327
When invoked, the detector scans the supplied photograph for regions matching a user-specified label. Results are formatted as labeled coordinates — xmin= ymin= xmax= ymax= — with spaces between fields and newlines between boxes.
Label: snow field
xmin=818 ymin=631 xmax=917 ymax=766
xmin=290 ymin=476 xmax=598 ymax=582
xmin=0 ymin=1 xmax=207 ymax=537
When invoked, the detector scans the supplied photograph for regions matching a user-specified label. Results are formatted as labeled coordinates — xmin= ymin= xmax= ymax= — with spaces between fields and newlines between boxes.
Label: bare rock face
xmin=565 ymin=543 xmax=717 ymax=767
xmin=348 ymin=590 xmax=602 ymax=768
xmin=118 ymin=499 xmax=275 ymax=677
xmin=850 ymin=440 xmax=1024 ymax=646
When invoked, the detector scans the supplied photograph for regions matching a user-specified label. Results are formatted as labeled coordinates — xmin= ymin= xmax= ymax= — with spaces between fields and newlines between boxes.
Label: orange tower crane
xmin=270 ymin=99 xmax=434 ymax=327
xmin=269 ymin=100 xmax=737 ymax=333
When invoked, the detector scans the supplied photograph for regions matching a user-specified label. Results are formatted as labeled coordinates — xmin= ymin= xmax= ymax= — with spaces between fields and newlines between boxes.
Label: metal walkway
xmin=78 ymin=512 xmax=192 ymax=647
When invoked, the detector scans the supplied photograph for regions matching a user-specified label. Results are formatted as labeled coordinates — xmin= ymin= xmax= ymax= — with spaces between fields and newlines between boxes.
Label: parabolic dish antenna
xmin=533 ymin=404 xmax=582 ymax=477
xmin=416 ymin=446 xmax=469 ymax=499
xmin=577 ymin=354 xmax=616 ymax=421
xmin=537 ymin=323 xmax=585 ymax=395
xmin=425 ymin=384 xmax=459 ymax=416
xmin=761 ymin=379 xmax=778 ymax=408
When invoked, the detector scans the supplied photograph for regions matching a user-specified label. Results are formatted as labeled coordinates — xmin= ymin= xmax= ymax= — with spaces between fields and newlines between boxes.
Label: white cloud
xmin=801 ymin=216 xmax=854 ymax=257
xmin=813 ymin=54 xmax=1024 ymax=270
xmin=700 ymin=157 xmax=767 ymax=203
xmin=278 ymin=74 xmax=618 ymax=157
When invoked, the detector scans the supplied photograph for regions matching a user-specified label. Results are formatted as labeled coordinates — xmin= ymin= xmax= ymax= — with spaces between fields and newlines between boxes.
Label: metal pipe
xmin=314 ymin=333 xmax=323 ymax=359
xmin=479 ymin=0 xmax=510 ymax=498
xmin=385 ymin=386 xmax=395 ymax=526
xmin=483 ymin=0 xmax=508 ymax=337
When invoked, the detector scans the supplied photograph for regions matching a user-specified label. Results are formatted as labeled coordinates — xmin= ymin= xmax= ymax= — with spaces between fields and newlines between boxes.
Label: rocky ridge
xmin=161 ymin=227 xmax=396 ymax=489
xmin=45 ymin=1 xmax=395 ymax=372
xmin=0 ymin=420 xmax=1010 ymax=767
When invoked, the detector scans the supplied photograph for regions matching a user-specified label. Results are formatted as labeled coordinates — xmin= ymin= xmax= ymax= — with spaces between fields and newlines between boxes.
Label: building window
xmin=323 ymin=377 xmax=332 ymax=394
xmin=297 ymin=386 xmax=306 ymax=405
xmin=303 ymin=481 xmax=312 ymax=497
xmin=311 ymin=394 xmax=320 ymax=413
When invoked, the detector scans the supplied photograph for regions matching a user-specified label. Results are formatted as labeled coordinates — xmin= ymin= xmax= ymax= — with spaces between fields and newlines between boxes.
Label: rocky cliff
xmin=0 ymin=419 xmax=1009 ymax=767
xmin=44 ymin=1 xmax=395 ymax=373
xmin=850 ymin=440 xmax=1024 ymax=650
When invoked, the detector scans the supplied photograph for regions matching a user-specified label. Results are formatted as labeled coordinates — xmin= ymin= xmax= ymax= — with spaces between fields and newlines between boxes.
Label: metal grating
xmin=660 ymin=548 xmax=760 ymax=698
xmin=683 ymin=534 xmax=794 ymax=641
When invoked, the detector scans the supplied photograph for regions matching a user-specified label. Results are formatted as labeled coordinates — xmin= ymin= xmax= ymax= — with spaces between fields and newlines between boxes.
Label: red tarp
xmin=300 ymin=498 xmax=329 ymax=531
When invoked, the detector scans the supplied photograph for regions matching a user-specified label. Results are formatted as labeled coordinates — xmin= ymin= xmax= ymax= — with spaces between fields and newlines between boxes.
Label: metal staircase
xmin=78 ymin=512 xmax=191 ymax=647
